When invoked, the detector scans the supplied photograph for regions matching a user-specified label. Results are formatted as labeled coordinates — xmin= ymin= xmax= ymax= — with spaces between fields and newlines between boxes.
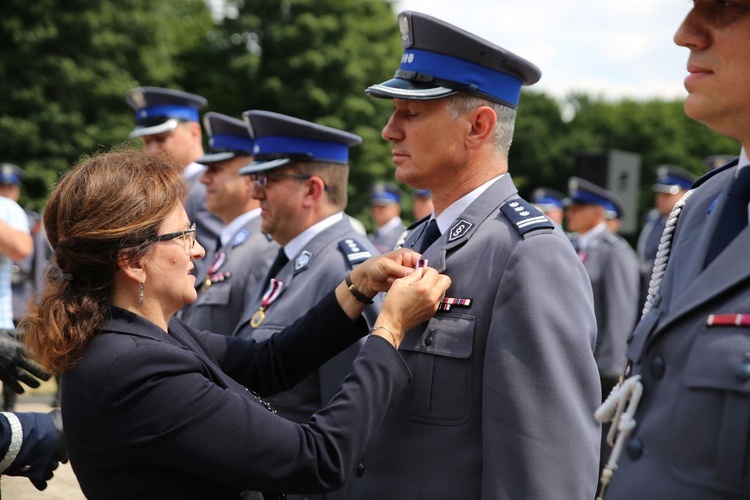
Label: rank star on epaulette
xmin=338 ymin=238 xmax=372 ymax=265
xmin=500 ymin=199 xmax=555 ymax=236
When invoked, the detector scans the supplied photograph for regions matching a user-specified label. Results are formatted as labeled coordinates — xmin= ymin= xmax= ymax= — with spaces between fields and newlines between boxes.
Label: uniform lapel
xmin=418 ymin=174 xmax=519 ymax=273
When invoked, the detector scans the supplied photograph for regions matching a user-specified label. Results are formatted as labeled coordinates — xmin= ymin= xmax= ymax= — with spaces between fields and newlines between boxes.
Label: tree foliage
xmin=0 ymin=0 xmax=741 ymax=233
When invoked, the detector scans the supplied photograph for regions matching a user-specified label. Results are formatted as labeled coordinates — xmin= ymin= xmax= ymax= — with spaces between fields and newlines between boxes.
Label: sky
xmin=395 ymin=0 xmax=693 ymax=101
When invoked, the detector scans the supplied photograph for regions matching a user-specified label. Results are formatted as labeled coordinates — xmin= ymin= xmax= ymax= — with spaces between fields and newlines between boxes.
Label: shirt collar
xmin=219 ymin=207 xmax=261 ymax=248
xmin=283 ymin=212 xmax=344 ymax=260
xmin=576 ymin=222 xmax=608 ymax=251
xmin=377 ymin=216 xmax=403 ymax=236
xmin=434 ymin=174 xmax=504 ymax=233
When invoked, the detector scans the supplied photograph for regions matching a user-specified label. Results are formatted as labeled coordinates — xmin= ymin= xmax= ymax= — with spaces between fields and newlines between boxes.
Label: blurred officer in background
xmin=411 ymin=188 xmax=433 ymax=221
xmin=179 ymin=112 xmax=278 ymax=335
xmin=566 ymin=177 xmax=639 ymax=397
xmin=601 ymin=5 xmax=750 ymax=498
xmin=234 ymin=112 xmax=381 ymax=500
xmin=636 ymin=164 xmax=695 ymax=306
xmin=351 ymin=11 xmax=601 ymax=499
xmin=125 ymin=86 xmax=223 ymax=275
xmin=530 ymin=186 xmax=565 ymax=226
xmin=368 ymin=181 xmax=405 ymax=253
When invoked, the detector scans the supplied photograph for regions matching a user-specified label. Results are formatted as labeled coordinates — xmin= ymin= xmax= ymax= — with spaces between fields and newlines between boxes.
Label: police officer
xmin=411 ymin=188 xmax=433 ymax=221
xmin=234 ymin=112 xmax=381 ymax=499
xmin=566 ymin=177 xmax=639 ymax=394
xmin=125 ymin=86 xmax=223 ymax=275
xmin=635 ymin=165 xmax=695 ymax=306
xmin=599 ymin=5 xmax=750 ymax=498
xmin=368 ymin=182 xmax=405 ymax=253
xmin=348 ymin=11 xmax=601 ymax=499
xmin=179 ymin=112 xmax=278 ymax=335
xmin=530 ymin=186 xmax=565 ymax=226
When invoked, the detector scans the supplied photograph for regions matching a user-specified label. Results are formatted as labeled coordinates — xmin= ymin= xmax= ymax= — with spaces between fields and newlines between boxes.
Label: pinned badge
xmin=232 ymin=229 xmax=250 ymax=247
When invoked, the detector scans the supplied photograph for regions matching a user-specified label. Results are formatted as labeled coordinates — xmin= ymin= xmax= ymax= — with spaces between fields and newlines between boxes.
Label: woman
xmin=23 ymin=150 xmax=449 ymax=499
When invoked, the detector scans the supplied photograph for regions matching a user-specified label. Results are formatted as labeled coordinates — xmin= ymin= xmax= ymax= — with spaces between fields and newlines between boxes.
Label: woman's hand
xmin=347 ymin=248 xmax=424 ymax=299
xmin=370 ymin=267 xmax=451 ymax=348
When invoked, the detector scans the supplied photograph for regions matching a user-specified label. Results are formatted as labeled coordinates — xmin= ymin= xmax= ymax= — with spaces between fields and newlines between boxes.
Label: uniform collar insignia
xmin=295 ymin=250 xmax=313 ymax=272
xmin=448 ymin=218 xmax=474 ymax=243
xmin=232 ymin=229 xmax=250 ymax=247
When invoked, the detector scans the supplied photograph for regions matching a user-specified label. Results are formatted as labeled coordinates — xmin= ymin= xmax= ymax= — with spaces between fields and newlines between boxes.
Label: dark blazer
xmin=61 ymin=292 xmax=410 ymax=500
xmin=0 ymin=411 xmax=57 ymax=480
xmin=609 ymin=161 xmax=750 ymax=499
xmin=345 ymin=174 xmax=601 ymax=500
xmin=180 ymin=215 xmax=278 ymax=335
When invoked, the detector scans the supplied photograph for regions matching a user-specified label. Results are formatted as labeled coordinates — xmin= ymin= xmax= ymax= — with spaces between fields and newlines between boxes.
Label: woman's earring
xmin=139 ymin=281 xmax=145 ymax=306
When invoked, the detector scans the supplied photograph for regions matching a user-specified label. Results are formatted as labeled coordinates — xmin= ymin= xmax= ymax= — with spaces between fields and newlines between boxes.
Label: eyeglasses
xmin=251 ymin=172 xmax=312 ymax=188
xmin=154 ymin=223 xmax=197 ymax=252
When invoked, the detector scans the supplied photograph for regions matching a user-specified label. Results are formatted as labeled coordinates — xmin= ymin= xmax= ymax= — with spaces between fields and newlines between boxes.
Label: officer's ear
xmin=466 ymin=106 xmax=496 ymax=148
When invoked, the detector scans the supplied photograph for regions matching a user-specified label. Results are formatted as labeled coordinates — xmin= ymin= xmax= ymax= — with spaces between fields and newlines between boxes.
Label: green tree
xmin=0 ymin=0 xmax=212 ymax=209
xmin=181 ymin=0 xmax=403 ymax=226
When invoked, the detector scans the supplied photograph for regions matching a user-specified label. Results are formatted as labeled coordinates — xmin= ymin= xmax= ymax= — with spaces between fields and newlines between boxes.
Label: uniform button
xmin=355 ymin=462 xmax=365 ymax=477
xmin=650 ymin=356 xmax=666 ymax=379
xmin=424 ymin=331 xmax=434 ymax=347
xmin=626 ymin=438 xmax=643 ymax=460
xmin=736 ymin=362 xmax=750 ymax=381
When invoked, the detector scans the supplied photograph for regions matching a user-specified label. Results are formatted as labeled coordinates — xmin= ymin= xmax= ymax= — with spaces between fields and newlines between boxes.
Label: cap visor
xmin=196 ymin=152 xmax=236 ymax=164
xmin=128 ymin=118 xmax=180 ymax=139
xmin=365 ymin=78 xmax=457 ymax=100
xmin=652 ymin=184 xmax=682 ymax=195
xmin=239 ymin=158 xmax=291 ymax=176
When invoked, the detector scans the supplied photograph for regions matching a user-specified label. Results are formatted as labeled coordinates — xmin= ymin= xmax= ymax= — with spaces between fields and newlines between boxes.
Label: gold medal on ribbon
xmin=201 ymin=277 xmax=212 ymax=292
xmin=250 ymin=307 xmax=266 ymax=328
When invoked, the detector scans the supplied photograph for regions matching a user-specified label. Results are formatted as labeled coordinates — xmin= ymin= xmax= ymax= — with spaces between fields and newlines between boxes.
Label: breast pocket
xmin=667 ymin=327 xmax=750 ymax=495
xmin=390 ymin=313 xmax=476 ymax=425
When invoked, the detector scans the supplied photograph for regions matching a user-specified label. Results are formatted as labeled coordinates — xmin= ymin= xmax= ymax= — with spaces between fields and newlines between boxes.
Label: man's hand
xmin=0 ymin=330 xmax=50 ymax=394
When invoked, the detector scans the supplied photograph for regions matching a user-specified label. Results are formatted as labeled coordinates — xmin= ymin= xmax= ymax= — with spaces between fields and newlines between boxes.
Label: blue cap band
xmin=372 ymin=191 xmax=400 ymax=203
xmin=136 ymin=105 xmax=200 ymax=123
xmin=656 ymin=175 xmax=692 ymax=190
xmin=536 ymin=196 xmax=563 ymax=208
xmin=400 ymin=49 xmax=523 ymax=106
xmin=253 ymin=136 xmax=350 ymax=163
xmin=210 ymin=134 xmax=254 ymax=154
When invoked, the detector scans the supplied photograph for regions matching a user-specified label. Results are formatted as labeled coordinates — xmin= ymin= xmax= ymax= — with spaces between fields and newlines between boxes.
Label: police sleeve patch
xmin=338 ymin=238 xmax=373 ymax=267
xmin=500 ymin=198 xmax=555 ymax=237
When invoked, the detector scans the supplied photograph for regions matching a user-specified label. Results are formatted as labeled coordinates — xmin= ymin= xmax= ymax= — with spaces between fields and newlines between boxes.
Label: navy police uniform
xmin=125 ymin=87 xmax=223 ymax=273
xmin=179 ymin=112 xmax=278 ymax=335
xmin=0 ymin=411 xmax=59 ymax=480
xmin=368 ymin=182 xmax=406 ymax=253
xmin=235 ymin=110 xmax=381 ymax=432
xmin=606 ymin=156 xmax=750 ymax=499
xmin=350 ymin=11 xmax=602 ymax=499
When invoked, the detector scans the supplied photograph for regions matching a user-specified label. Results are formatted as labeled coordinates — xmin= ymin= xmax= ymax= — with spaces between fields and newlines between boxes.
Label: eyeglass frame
xmin=154 ymin=223 xmax=197 ymax=251
xmin=250 ymin=171 xmax=329 ymax=191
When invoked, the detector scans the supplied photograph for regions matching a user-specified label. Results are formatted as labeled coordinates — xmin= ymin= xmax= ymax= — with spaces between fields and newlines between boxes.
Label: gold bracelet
xmin=370 ymin=325 xmax=397 ymax=347
xmin=345 ymin=273 xmax=374 ymax=304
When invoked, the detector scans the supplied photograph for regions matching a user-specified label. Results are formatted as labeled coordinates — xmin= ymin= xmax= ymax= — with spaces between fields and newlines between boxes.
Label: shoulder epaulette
xmin=338 ymin=238 xmax=373 ymax=267
xmin=499 ymin=198 xmax=555 ymax=237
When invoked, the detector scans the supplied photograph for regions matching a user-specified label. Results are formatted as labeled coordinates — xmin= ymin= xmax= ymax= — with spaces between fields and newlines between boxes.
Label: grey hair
xmin=444 ymin=93 xmax=516 ymax=155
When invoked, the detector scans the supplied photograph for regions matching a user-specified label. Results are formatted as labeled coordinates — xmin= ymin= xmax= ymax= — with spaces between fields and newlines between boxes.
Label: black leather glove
xmin=28 ymin=409 xmax=68 ymax=491
xmin=0 ymin=329 xmax=50 ymax=394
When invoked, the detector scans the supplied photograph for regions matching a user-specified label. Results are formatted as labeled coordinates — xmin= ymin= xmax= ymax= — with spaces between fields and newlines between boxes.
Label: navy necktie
xmin=705 ymin=167 xmax=750 ymax=266
xmin=418 ymin=219 xmax=441 ymax=253
xmin=265 ymin=248 xmax=289 ymax=281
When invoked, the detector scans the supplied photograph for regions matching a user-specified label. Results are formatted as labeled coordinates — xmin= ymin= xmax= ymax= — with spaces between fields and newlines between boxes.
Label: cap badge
xmin=130 ymin=89 xmax=147 ymax=109
xmin=399 ymin=13 xmax=412 ymax=47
